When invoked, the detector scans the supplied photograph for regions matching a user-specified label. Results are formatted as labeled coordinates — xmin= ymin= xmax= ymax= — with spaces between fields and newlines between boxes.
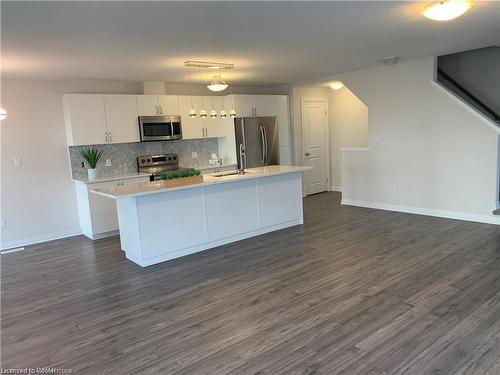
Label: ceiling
xmin=2 ymin=1 xmax=499 ymax=86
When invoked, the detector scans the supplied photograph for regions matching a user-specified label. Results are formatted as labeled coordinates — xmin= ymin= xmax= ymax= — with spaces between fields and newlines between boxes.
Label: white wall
xmin=338 ymin=57 xmax=500 ymax=223
xmin=329 ymin=87 xmax=368 ymax=190
xmin=0 ymin=78 xmax=289 ymax=249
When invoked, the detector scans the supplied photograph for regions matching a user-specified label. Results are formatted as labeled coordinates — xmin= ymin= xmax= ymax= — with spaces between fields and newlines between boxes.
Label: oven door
xmin=139 ymin=116 xmax=182 ymax=141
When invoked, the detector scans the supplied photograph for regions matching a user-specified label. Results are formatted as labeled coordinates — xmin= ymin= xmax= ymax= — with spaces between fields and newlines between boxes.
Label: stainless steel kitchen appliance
xmin=137 ymin=153 xmax=193 ymax=181
xmin=138 ymin=115 xmax=182 ymax=142
xmin=234 ymin=117 xmax=279 ymax=170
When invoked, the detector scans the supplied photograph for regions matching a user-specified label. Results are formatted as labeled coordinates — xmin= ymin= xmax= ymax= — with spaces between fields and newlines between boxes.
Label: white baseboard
xmin=330 ymin=185 xmax=342 ymax=192
xmin=341 ymin=199 xmax=500 ymax=225
xmin=0 ymin=228 xmax=82 ymax=251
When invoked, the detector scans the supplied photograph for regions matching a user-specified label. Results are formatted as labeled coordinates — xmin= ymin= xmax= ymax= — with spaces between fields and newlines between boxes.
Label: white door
xmin=104 ymin=95 xmax=140 ymax=143
xmin=137 ymin=95 xmax=160 ymax=116
xmin=158 ymin=95 xmax=179 ymax=115
xmin=178 ymin=95 xmax=203 ymax=139
xmin=301 ymin=99 xmax=329 ymax=195
xmin=62 ymin=94 xmax=108 ymax=145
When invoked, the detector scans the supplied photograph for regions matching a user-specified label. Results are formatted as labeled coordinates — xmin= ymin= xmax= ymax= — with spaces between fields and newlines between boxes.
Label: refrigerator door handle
xmin=262 ymin=126 xmax=268 ymax=165
xmin=259 ymin=126 xmax=266 ymax=164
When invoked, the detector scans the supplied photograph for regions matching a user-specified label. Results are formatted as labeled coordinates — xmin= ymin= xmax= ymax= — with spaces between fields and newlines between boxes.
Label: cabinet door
xmin=204 ymin=96 xmax=227 ymax=138
xmin=88 ymin=181 xmax=119 ymax=234
xmin=231 ymin=95 xmax=254 ymax=117
xmin=274 ymin=96 xmax=292 ymax=147
xmin=104 ymin=95 xmax=140 ymax=144
xmin=158 ymin=95 xmax=179 ymax=115
xmin=137 ymin=95 xmax=159 ymax=116
xmin=63 ymin=94 xmax=107 ymax=145
xmin=178 ymin=96 xmax=203 ymax=139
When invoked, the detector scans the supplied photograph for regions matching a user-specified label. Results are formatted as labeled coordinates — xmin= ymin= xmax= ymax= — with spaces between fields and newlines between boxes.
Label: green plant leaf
xmin=80 ymin=147 xmax=104 ymax=169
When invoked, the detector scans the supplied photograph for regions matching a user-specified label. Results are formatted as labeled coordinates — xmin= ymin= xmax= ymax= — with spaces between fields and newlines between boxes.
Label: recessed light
xmin=380 ymin=56 xmax=401 ymax=65
xmin=329 ymin=81 xmax=344 ymax=90
xmin=423 ymin=0 xmax=472 ymax=21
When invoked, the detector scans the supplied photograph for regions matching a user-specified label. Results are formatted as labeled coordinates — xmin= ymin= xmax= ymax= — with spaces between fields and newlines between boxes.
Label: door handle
xmin=259 ymin=126 xmax=265 ymax=163
xmin=263 ymin=126 xmax=268 ymax=164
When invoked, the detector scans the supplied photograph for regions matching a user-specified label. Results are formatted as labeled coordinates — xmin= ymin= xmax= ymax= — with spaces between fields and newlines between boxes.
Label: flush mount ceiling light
xmin=380 ymin=56 xmax=402 ymax=65
xmin=423 ymin=0 xmax=472 ymax=21
xmin=206 ymin=75 xmax=229 ymax=92
xmin=0 ymin=108 xmax=7 ymax=120
xmin=329 ymin=81 xmax=344 ymax=90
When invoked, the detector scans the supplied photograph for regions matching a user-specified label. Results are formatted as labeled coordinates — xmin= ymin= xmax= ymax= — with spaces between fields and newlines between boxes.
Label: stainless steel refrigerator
xmin=234 ymin=117 xmax=279 ymax=169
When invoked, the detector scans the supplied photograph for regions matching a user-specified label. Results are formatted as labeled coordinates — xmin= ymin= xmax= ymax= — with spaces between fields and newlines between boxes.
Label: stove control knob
xmin=167 ymin=157 xmax=172 ymax=161
xmin=141 ymin=159 xmax=146 ymax=163
xmin=147 ymin=159 xmax=151 ymax=163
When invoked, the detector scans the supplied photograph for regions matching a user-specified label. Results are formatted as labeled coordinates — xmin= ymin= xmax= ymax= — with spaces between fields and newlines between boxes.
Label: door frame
xmin=300 ymin=98 xmax=331 ymax=195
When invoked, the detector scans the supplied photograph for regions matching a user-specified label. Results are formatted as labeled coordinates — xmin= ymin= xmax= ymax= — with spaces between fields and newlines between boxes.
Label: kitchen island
xmin=90 ymin=165 xmax=311 ymax=267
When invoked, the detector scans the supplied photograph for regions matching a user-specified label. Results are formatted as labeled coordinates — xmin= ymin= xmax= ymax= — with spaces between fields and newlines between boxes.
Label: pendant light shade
xmin=229 ymin=109 xmax=237 ymax=118
xmin=423 ymin=0 xmax=472 ymax=21
xmin=207 ymin=75 xmax=228 ymax=92
xmin=0 ymin=108 xmax=7 ymax=120
xmin=189 ymin=109 xmax=197 ymax=118
xmin=220 ymin=110 xmax=228 ymax=118
xmin=210 ymin=110 xmax=218 ymax=119
xmin=200 ymin=109 xmax=208 ymax=118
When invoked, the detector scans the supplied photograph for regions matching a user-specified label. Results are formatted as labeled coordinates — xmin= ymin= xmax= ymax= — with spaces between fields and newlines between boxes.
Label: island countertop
xmin=90 ymin=165 xmax=312 ymax=199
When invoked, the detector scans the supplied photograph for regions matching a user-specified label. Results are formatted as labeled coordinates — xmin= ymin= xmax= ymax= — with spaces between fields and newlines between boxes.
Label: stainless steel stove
xmin=137 ymin=153 xmax=193 ymax=181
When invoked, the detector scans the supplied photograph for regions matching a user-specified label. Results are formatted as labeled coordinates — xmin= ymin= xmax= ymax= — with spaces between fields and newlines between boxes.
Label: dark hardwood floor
xmin=2 ymin=192 xmax=500 ymax=374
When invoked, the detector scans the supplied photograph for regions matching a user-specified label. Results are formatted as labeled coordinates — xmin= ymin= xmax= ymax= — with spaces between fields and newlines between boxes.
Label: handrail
xmin=437 ymin=68 xmax=500 ymax=124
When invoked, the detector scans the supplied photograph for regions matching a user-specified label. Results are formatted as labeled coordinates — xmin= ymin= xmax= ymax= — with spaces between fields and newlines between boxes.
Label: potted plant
xmin=80 ymin=147 xmax=104 ymax=180
xmin=158 ymin=169 xmax=203 ymax=188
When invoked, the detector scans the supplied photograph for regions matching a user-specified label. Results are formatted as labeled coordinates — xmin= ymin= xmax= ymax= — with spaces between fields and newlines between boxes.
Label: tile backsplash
xmin=69 ymin=139 xmax=219 ymax=180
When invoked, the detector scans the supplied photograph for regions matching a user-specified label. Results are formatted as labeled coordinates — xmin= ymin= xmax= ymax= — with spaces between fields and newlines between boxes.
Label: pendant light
xmin=188 ymin=68 xmax=196 ymax=118
xmin=229 ymin=69 xmax=236 ymax=117
xmin=207 ymin=75 xmax=228 ymax=92
xmin=209 ymin=94 xmax=218 ymax=119
xmin=199 ymin=67 xmax=208 ymax=118
xmin=0 ymin=108 xmax=7 ymax=120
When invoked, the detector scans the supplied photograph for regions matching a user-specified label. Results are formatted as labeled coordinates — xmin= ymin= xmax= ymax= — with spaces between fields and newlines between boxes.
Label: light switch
xmin=106 ymin=159 xmax=112 ymax=167
xmin=192 ymin=152 xmax=198 ymax=159
xmin=14 ymin=158 xmax=23 ymax=168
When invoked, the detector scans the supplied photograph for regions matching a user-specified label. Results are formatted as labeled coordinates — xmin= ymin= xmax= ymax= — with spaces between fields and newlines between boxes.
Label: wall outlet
xmin=1 ymin=220 xmax=6 ymax=231
xmin=191 ymin=152 xmax=198 ymax=159
xmin=106 ymin=159 xmax=112 ymax=167
xmin=81 ymin=161 xmax=85 ymax=168
xmin=14 ymin=157 xmax=23 ymax=168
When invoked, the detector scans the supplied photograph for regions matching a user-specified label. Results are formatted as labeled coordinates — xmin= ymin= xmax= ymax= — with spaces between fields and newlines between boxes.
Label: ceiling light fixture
xmin=423 ymin=0 xmax=472 ymax=21
xmin=329 ymin=81 xmax=344 ymax=90
xmin=207 ymin=75 xmax=229 ymax=92
xmin=380 ymin=56 xmax=401 ymax=65
xmin=0 ymin=108 xmax=7 ymax=120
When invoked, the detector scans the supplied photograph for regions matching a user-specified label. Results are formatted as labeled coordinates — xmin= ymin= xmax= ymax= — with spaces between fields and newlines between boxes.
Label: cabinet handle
xmin=205 ymin=128 xmax=208 ymax=137
xmin=105 ymin=131 xmax=109 ymax=142
xmin=160 ymin=105 xmax=164 ymax=114
xmin=109 ymin=132 xmax=112 ymax=143
xmin=155 ymin=105 xmax=159 ymax=114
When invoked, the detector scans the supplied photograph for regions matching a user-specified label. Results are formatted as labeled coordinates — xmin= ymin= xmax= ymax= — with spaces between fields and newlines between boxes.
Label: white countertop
xmin=72 ymin=172 xmax=151 ymax=184
xmin=90 ymin=165 xmax=312 ymax=199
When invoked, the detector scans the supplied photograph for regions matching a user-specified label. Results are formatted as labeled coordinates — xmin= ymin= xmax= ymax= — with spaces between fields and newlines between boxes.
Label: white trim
xmin=301 ymin=97 xmax=330 ymax=196
xmin=430 ymin=80 xmax=500 ymax=134
xmin=331 ymin=185 xmax=342 ymax=192
xmin=341 ymin=148 xmax=369 ymax=152
xmin=0 ymin=228 xmax=82 ymax=251
xmin=341 ymin=199 xmax=500 ymax=226
xmin=1 ymin=247 xmax=26 ymax=255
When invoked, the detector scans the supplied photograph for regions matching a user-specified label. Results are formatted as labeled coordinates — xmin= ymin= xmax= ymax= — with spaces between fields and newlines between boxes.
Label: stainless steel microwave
xmin=138 ymin=115 xmax=182 ymax=142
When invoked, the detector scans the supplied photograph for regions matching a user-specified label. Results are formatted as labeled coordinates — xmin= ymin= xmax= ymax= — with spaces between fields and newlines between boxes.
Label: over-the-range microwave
xmin=138 ymin=115 xmax=182 ymax=142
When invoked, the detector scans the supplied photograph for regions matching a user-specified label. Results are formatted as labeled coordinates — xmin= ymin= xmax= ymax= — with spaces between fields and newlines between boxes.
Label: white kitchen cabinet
xmin=75 ymin=176 xmax=151 ymax=239
xmin=104 ymin=95 xmax=140 ymax=144
xmin=137 ymin=95 xmax=179 ymax=116
xmin=178 ymin=95 xmax=204 ymax=139
xmin=158 ymin=95 xmax=179 ymax=115
xmin=63 ymin=94 xmax=108 ymax=146
xmin=202 ymin=96 xmax=227 ymax=138
xmin=137 ymin=95 xmax=160 ymax=116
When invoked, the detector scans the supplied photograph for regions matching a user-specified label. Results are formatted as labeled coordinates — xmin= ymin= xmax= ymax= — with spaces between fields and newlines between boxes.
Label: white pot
xmin=87 ymin=168 xmax=98 ymax=180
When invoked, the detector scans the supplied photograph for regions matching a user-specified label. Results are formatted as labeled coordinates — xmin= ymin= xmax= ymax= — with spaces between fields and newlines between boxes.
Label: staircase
xmin=437 ymin=46 xmax=500 ymax=215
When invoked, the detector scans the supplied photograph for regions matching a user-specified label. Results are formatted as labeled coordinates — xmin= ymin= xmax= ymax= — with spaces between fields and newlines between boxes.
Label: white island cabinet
xmin=90 ymin=166 xmax=311 ymax=267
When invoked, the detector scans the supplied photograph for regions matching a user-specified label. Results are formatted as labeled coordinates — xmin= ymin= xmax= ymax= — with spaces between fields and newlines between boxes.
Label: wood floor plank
xmin=1 ymin=192 xmax=499 ymax=374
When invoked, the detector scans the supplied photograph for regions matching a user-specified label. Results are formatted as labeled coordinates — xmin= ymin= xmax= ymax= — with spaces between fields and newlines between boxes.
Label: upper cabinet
xmin=178 ymin=95 xmax=203 ymax=139
xmin=63 ymin=94 xmax=109 ymax=146
xmin=103 ymin=95 xmax=140 ymax=144
xmin=137 ymin=95 xmax=179 ymax=116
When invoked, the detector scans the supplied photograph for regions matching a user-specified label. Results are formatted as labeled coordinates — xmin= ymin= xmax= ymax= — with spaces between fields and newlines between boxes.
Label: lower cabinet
xmin=75 ymin=176 xmax=150 ymax=239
